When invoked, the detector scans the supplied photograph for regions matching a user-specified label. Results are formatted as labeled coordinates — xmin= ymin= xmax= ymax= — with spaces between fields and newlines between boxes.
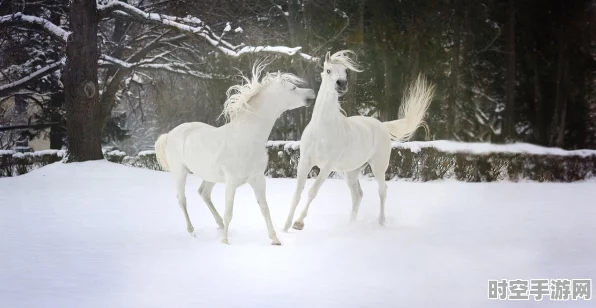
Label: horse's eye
xmin=292 ymin=86 xmax=297 ymax=90
xmin=326 ymin=69 xmax=331 ymax=74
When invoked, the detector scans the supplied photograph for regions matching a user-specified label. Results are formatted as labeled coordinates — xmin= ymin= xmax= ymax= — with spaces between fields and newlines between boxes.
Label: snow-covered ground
xmin=1 ymin=161 xmax=595 ymax=307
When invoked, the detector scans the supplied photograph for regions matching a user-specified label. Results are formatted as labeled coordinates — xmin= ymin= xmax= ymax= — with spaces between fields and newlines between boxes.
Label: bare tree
xmin=0 ymin=0 xmax=314 ymax=161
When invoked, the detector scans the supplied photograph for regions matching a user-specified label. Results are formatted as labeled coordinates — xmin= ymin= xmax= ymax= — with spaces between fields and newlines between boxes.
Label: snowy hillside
xmin=1 ymin=161 xmax=595 ymax=307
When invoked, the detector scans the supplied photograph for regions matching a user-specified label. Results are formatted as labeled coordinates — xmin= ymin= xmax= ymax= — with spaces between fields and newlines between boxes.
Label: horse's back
xmin=170 ymin=122 xmax=214 ymax=136
xmin=346 ymin=115 xmax=392 ymax=162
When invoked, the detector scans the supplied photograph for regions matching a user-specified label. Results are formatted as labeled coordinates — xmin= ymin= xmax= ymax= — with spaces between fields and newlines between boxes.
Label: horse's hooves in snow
xmin=292 ymin=221 xmax=304 ymax=230
xmin=221 ymin=238 xmax=230 ymax=245
xmin=379 ymin=216 xmax=386 ymax=226
xmin=271 ymin=240 xmax=282 ymax=245
xmin=186 ymin=226 xmax=196 ymax=237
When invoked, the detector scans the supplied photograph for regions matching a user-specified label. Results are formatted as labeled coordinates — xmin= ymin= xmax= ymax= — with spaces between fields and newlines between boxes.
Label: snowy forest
xmin=1 ymin=0 xmax=596 ymax=158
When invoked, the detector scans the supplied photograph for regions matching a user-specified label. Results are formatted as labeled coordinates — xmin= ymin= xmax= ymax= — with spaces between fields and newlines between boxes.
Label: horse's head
xmin=263 ymin=72 xmax=316 ymax=111
xmin=221 ymin=60 xmax=315 ymax=122
xmin=323 ymin=50 xmax=363 ymax=96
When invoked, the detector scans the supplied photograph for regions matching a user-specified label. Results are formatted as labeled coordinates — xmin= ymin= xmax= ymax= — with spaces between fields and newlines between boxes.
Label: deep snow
xmin=0 ymin=161 xmax=595 ymax=307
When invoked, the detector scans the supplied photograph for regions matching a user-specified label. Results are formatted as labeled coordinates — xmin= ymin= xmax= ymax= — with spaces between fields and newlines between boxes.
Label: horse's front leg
xmin=222 ymin=178 xmax=241 ymax=244
xmin=284 ymin=157 xmax=312 ymax=232
xmin=293 ymin=165 xmax=333 ymax=230
xmin=248 ymin=175 xmax=281 ymax=245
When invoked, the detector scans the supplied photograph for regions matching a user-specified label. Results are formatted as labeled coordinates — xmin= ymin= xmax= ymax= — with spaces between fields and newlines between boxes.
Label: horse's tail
xmin=154 ymin=134 xmax=170 ymax=171
xmin=383 ymin=74 xmax=435 ymax=141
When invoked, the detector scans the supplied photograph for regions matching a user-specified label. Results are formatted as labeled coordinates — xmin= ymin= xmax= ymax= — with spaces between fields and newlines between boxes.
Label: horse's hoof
xmin=271 ymin=239 xmax=282 ymax=246
xmin=187 ymin=225 xmax=195 ymax=233
xmin=379 ymin=216 xmax=386 ymax=226
xmin=292 ymin=221 xmax=304 ymax=230
xmin=190 ymin=231 xmax=198 ymax=238
xmin=221 ymin=238 xmax=230 ymax=245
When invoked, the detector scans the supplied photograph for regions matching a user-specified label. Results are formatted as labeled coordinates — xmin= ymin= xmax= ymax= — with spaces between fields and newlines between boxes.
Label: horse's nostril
xmin=336 ymin=80 xmax=347 ymax=87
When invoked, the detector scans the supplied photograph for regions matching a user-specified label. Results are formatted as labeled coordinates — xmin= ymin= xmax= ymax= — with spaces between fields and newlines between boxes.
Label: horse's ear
xmin=325 ymin=51 xmax=330 ymax=62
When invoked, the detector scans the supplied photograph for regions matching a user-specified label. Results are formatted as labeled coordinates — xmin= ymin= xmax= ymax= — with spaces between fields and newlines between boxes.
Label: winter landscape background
xmin=1 ymin=1 xmax=596 ymax=307
xmin=1 ymin=0 xmax=595 ymax=154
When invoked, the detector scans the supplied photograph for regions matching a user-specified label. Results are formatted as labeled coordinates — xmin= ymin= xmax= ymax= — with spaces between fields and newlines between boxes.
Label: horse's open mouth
xmin=336 ymin=88 xmax=348 ymax=97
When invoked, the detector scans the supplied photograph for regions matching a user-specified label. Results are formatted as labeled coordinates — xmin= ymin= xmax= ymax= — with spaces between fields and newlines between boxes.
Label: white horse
xmin=283 ymin=50 xmax=435 ymax=231
xmin=155 ymin=60 xmax=315 ymax=245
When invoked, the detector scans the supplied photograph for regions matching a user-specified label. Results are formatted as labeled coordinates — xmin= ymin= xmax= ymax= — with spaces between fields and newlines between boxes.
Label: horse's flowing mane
xmin=221 ymin=59 xmax=305 ymax=122
xmin=327 ymin=50 xmax=364 ymax=72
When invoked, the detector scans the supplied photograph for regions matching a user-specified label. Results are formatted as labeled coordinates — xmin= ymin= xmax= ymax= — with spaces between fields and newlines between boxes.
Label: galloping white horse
xmin=155 ymin=60 xmax=315 ymax=245
xmin=284 ymin=50 xmax=435 ymax=231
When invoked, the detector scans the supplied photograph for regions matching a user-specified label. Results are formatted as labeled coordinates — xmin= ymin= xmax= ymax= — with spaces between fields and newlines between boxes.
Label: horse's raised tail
xmin=154 ymin=134 xmax=170 ymax=171
xmin=383 ymin=74 xmax=435 ymax=141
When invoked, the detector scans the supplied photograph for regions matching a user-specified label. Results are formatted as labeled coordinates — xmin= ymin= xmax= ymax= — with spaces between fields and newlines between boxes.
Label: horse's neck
xmin=229 ymin=100 xmax=281 ymax=145
xmin=311 ymin=77 xmax=345 ymax=127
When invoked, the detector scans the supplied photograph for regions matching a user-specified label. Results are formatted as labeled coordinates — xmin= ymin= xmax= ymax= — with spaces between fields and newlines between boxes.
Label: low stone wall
xmin=3 ymin=141 xmax=596 ymax=182
xmin=0 ymin=150 xmax=65 ymax=177
xmin=265 ymin=141 xmax=596 ymax=182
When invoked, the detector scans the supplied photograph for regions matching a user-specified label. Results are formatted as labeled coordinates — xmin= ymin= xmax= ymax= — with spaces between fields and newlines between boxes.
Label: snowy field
xmin=1 ymin=161 xmax=595 ymax=307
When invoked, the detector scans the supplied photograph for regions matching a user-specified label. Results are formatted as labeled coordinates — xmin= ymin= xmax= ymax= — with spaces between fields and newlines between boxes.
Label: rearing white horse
xmin=284 ymin=50 xmax=435 ymax=231
xmin=155 ymin=60 xmax=315 ymax=245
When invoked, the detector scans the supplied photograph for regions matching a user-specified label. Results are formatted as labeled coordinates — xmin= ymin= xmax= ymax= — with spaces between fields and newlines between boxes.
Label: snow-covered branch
xmin=99 ymin=55 xmax=227 ymax=79
xmin=134 ymin=64 xmax=227 ymax=79
xmin=98 ymin=0 xmax=315 ymax=60
xmin=0 ymin=13 xmax=70 ymax=42
xmin=0 ymin=58 xmax=65 ymax=97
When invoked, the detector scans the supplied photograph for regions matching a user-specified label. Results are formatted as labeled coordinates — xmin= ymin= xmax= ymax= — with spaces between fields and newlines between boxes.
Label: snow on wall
xmin=3 ymin=141 xmax=596 ymax=181
xmin=0 ymin=149 xmax=65 ymax=158
xmin=107 ymin=150 xmax=126 ymax=157
xmin=395 ymin=140 xmax=596 ymax=157
xmin=267 ymin=140 xmax=596 ymax=157
xmin=138 ymin=150 xmax=155 ymax=157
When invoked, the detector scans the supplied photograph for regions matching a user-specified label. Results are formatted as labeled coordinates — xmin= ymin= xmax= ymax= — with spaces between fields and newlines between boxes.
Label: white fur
xmin=155 ymin=61 xmax=315 ymax=245
xmin=283 ymin=50 xmax=435 ymax=231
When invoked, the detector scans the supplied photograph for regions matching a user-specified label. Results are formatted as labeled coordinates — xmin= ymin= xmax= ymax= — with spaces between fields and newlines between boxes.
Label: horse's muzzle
xmin=336 ymin=86 xmax=348 ymax=96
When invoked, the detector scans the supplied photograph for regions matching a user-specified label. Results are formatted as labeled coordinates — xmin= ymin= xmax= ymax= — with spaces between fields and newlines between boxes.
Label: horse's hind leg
xmin=198 ymin=181 xmax=224 ymax=229
xmin=172 ymin=167 xmax=194 ymax=234
xmin=346 ymin=168 xmax=364 ymax=221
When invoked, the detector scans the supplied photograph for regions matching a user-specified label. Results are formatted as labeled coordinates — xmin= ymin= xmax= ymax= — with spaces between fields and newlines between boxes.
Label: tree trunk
xmin=383 ymin=51 xmax=398 ymax=122
xmin=346 ymin=0 xmax=365 ymax=117
xmin=555 ymin=60 xmax=569 ymax=147
xmin=49 ymin=91 xmax=64 ymax=150
xmin=448 ymin=2 xmax=462 ymax=139
xmin=286 ymin=0 xmax=305 ymax=139
xmin=532 ymin=48 xmax=544 ymax=144
xmin=550 ymin=6 xmax=567 ymax=146
xmin=504 ymin=0 xmax=516 ymax=141
xmin=63 ymin=0 xmax=102 ymax=162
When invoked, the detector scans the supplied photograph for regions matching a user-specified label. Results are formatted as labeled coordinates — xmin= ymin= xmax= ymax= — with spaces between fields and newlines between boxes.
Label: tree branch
xmin=0 ymin=58 xmax=65 ymax=97
xmin=0 ymin=13 xmax=70 ymax=42
xmin=98 ymin=0 xmax=314 ymax=59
